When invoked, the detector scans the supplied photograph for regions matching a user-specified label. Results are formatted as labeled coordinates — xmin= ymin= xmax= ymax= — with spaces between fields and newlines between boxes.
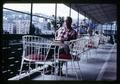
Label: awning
xmin=65 ymin=4 xmax=116 ymax=24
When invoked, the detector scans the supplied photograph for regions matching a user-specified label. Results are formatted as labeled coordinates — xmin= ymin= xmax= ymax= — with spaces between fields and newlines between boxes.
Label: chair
xmin=99 ymin=35 xmax=107 ymax=44
xmin=85 ymin=35 xmax=100 ymax=59
xmin=55 ymin=38 xmax=88 ymax=80
xmin=19 ymin=35 xmax=57 ymax=80
xmin=92 ymin=35 xmax=100 ymax=48
xmin=104 ymin=36 xmax=110 ymax=43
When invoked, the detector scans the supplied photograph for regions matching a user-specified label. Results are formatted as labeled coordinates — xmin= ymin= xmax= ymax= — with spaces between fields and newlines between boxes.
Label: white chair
xmin=70 ymin=38 xmax=89 ymax=61
xmin=93 ymin=35 xmax=100 ymax=48
xmin=104 ymin=36 xmax=110 ymax=43
xmin=19 ymin=35 xmax=57 ymax=80
xmin=82 ymin=36 xmax=99 ymax=60
xmin=55 ymin=38 xmax=88 ymax=80
xmin=99 ymin=35 xmax=108 ymax=44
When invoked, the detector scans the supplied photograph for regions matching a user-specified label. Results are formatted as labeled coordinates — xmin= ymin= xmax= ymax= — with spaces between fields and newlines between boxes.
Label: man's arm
xmin=69 ymin=30 xmax=77 ymax=40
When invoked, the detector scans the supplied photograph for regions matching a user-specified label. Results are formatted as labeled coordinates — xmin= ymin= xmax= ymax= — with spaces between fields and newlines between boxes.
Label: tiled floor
xmin=31 ymin=43 xmax=116 ymax=80
xmin=100 ymin=49 xmax=116 ymax=80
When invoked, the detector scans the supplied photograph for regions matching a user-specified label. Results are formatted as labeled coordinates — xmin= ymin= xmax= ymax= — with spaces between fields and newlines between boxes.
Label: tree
xmin=58 ymin=16 xmax=64 ymax=27
xmin=51 ymin=15 xmax=64 ymax=31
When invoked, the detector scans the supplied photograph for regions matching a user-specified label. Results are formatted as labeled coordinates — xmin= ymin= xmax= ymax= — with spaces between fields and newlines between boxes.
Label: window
xmin=3 ymin=3 xmax=31 ymax=34
xmin=57 ymin=4 xmax=69 ymax=18
xmin=32 ymin=3 xmax=55 ymax=35
xmin=71 ymin=8 xmax=78 ymax=25
xmin=56 ymin=4 xmax=70 ymax=28
xmin=79 ymin=14 xmax=85 ymax=21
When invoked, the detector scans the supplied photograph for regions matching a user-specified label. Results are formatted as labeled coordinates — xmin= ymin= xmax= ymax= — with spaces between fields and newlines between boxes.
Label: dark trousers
xmin=47 ymin=44 xmax=70 ymax=73
xmin=47 ymin=44 xmax=70 ymax=59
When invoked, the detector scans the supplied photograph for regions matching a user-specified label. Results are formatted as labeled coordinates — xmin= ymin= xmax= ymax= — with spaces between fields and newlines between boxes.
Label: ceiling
xmin=65 ymin=4 xmax=116 ymax=24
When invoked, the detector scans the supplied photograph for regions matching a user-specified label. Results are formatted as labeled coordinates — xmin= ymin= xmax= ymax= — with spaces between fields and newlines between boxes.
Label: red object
xmin=57 ymin=52 xmax=80 ymax=60
xmin=85 ymin=40 xmax=94 ymax=48
xmin=25 ymin=54 xmax=46 ymax=61
xmin=25 ymin=53 xmax=80 ymax=61
xmin=86 ymin=44 xmax=93 ymax=48
xmin=59 ymin=53 xmax=72 ymax=59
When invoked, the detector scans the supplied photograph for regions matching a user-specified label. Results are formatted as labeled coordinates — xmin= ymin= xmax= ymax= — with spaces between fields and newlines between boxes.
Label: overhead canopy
xmin=65 ymin=4 xmax=116 ymax=24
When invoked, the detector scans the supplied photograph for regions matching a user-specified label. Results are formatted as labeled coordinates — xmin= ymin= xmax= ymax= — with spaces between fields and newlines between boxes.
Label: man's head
xmin=66 ymin=17 xmax=72 ymax=24
xmin=64 ymin=16 xmax=72 ymax=29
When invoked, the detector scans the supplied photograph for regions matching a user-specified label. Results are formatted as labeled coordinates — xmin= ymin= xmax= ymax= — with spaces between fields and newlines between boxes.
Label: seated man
xmin=56 ymin=16 xmax=78 ymax=75
xmin=47 ymin=16 xmax=77 ymax=75
xmin=55 ymin=16 xmax=77 ymax=54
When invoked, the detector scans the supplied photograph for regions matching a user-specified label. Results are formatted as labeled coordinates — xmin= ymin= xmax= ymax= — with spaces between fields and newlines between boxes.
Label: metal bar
xmin=78 ymin=8 xmax=79 ymax=27
xmin=29 ymin=3 xmax=33 ymax=35
xmin=55 ymin=3 xmax=57 ymax=31
xmin=111 ymin=24 xmax=112 ymax=35
xmin=106 ymin=24 xmax=107 ymax=35
xmin=69 ymin=4 xmax=71 ymax=17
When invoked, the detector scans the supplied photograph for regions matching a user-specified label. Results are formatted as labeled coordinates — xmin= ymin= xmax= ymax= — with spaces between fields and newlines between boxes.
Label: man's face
xmin=64 ymin=19 xmax=70 ymax=29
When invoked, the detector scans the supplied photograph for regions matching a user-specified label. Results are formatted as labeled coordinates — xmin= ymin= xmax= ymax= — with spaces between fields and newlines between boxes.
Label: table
xmin=48 ymin=41 xmax=65 ymax=60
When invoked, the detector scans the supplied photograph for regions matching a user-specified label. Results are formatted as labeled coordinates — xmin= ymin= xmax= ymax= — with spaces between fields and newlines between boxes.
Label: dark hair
xmin=66 ymin=16 xmax=72 ymax=25
xmin=95 ymin=31 xmax=99 ymax=34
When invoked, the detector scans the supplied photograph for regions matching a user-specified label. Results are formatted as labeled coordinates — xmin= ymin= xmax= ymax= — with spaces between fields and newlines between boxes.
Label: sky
xmin=3 ymin=3 xmax=85 ymax=20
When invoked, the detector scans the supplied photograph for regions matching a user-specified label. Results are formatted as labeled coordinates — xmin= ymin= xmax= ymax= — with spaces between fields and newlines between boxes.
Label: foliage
xmin=51 ymin=15 xmax=64 ymax=31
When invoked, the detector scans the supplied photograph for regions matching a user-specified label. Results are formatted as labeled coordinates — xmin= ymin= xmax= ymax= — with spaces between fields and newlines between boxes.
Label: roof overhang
xmin=65 ymin=4 xmax=116 ymax=24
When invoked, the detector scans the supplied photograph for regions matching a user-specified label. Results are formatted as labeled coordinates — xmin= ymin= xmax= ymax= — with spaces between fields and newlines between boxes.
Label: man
xmin=47 ymin=17 xmax=77 ymax=76
xmin=55 ymin=16 xmax=77 ymax=75
xmin=56 ymin=17 xmax=77 ymax=40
